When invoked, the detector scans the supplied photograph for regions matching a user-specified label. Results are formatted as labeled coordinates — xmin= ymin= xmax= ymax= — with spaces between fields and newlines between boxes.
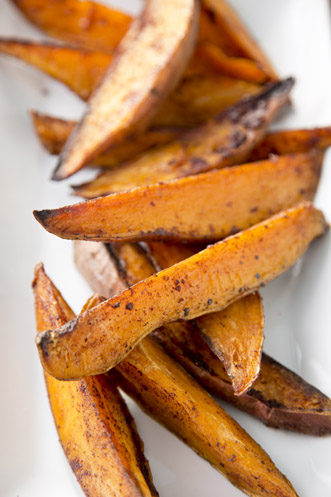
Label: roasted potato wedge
xmin=75 ymin=240 xmax=331 ymax=435
xmin=114 ymin=336 xmax=298 ymax=497
xmin=36 ymin=152 xmax=322 ymax=243
xmin=12 ymin=0 xmax=132 ymax=53
xmin=196 ymin=42 xmax=269 ymax=83
xmin=33 ymin=263 xmax=159 ymax=497
xmin=109 ymin=242 xmax=264 ymax=396
xmin=0 ymin=39 xmax=111 ymax=100
xmin=249 ymin=126 xmax=331 ymax=161
xmin=53 ymin=0 xmax=199 ymax=180
xmin=71 ymin=79 xmax=293 ymax=196
xmin=35 ymin=202 xmax=328 ymax=380
xmin=200 ymin=0 xmax=277 ymax=80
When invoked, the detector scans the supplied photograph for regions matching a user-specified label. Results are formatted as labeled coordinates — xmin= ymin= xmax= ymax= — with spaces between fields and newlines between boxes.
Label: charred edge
xmin=33 ymin=208 xmax=54 ymax=226
xmin=262 ymin=353 xmax=331 ymax=402
xmin=215 ymin=77 xmax=295 ymax=124
xmin=248 ymin=389 xmax=286 ymax=409
xmin=105 ymin=243 xmax=131 ymax=287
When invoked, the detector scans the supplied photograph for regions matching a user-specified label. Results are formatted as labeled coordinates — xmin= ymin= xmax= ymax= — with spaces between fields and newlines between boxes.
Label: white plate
xmin=0 ymin=1 xmax=330 ymax=496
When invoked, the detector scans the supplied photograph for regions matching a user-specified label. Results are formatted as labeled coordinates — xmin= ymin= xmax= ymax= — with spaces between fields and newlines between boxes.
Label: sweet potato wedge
xmin=249 ymin=126 xmax=331 ymax=161
xmin=200 ymin=0 xmax=277 ymax=80
xmin=71 ymin=79 xmax=294 ymax=196
xmin=0 ymin=39 xmax=111 ymax=100
xmin=114 ymin=336 xmax=298 ymax=497
xmin=53 ymin=0 xmax=199 ymax=180
xmin=35 ymin=202 xmax=328 ymax=380
xmin=196 ymin=42 xmax=269 ymax=83
xmin=75 ymin=240 xmax=331 ymax=435
xmin=12 ymin=0 xmax=132 ymax=53
xmin=33 ymin=263 xmax=159 ymax=497
xmin=108 ymin=241 xmax=264 ymax=396
xmin=36 ymin=152 xmax=323 ymax=243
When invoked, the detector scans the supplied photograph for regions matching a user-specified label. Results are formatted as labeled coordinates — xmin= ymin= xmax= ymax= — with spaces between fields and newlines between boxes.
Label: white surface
xmin=0 ymin=1 xmax=330 ymax=496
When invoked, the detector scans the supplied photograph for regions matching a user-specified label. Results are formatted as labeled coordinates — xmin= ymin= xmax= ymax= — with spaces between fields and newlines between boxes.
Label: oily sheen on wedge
xmin=114 ymin=336 xmax=298 ymax=497
xmin=0 ymin=39 xmax=112 ymax=100
xmin=53 ymin=0 xmax=199 ymax=180
xmin=72 ymin=79 xmax=293 ymax=196
xmin=35 ymin=152 xmax=322 ymax=243
xmin=74 ymin=240 xmax=331 ymax=435
xmin=36 ymin=203 xmax=328 ymax=380
xmin=105 ymin=242 xmax=263 ymax=396
xmin=33 ymin=264 xmax=159 ymax=497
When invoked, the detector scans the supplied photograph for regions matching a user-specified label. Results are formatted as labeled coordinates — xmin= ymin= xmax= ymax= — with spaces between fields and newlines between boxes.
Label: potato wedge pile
xmin=3 ymin=0 xmax=331 ymax=496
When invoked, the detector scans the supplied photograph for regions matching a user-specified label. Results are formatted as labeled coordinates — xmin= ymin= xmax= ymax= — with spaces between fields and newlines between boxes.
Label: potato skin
xmin=36 ymin=203 xmax=327 ymax=381
xmin=33 ymin=264 xmax=159 ymax=497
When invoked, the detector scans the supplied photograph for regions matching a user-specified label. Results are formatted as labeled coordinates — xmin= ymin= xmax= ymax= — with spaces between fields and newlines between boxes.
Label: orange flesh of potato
xmin=35 ymin=152 xmax=322 ymax=243
xmin=114 ymin=336 xmax=298 ymax=497
xmin=74 ymin=240 xmax=331 ymax=435
xmin=12 ymin=0 xmax=132 ymax=53
xmin=33 ymin=264 xmax=159 ymax=497
xmin=53 ymin=0 xmax=199 ymax=180
xmin=0 ymin=39 xmax=112 ymax=100
xmin=35 ymin=202 xmax=328 ymax=380
xmin=71 ymin=79 xmax=294 ymax=197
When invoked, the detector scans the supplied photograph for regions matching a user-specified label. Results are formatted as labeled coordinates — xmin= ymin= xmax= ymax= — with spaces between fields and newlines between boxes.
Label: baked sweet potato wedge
xmin=108 ymin=241 xmax=264 ymax=396
xmin=35 ymin=202 xmax=328 ymax=380
xmin=75 ymin=240 xmax=331 ymax=435
xmin=53 ymin=0 xmax=199 ymax=180
xmin=36 ymin=152 xmax=322 ymax=242
xmin=114 ymin=336 xmax=298 ymax=497
xmin=12 ymin=0 xmax=132 ymax=53
xmin=197 ymin=42 xmax=269 ymax=83
xmin=71 ymin=79 xmax=293 ymax=195
xmin=33 ymin=263 xmax=159 ymax=497
xmin=0 ymin=39 xmax=111 ymax=100
xmin=249 ymin=126 xmax=331 ymax=161
xmin=200 ymin=0 xmax=277 ymax=80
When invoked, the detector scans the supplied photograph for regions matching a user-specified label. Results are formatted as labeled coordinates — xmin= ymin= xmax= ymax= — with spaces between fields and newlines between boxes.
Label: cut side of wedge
xmin=35 ymin=152 xmax=323 ymax=243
